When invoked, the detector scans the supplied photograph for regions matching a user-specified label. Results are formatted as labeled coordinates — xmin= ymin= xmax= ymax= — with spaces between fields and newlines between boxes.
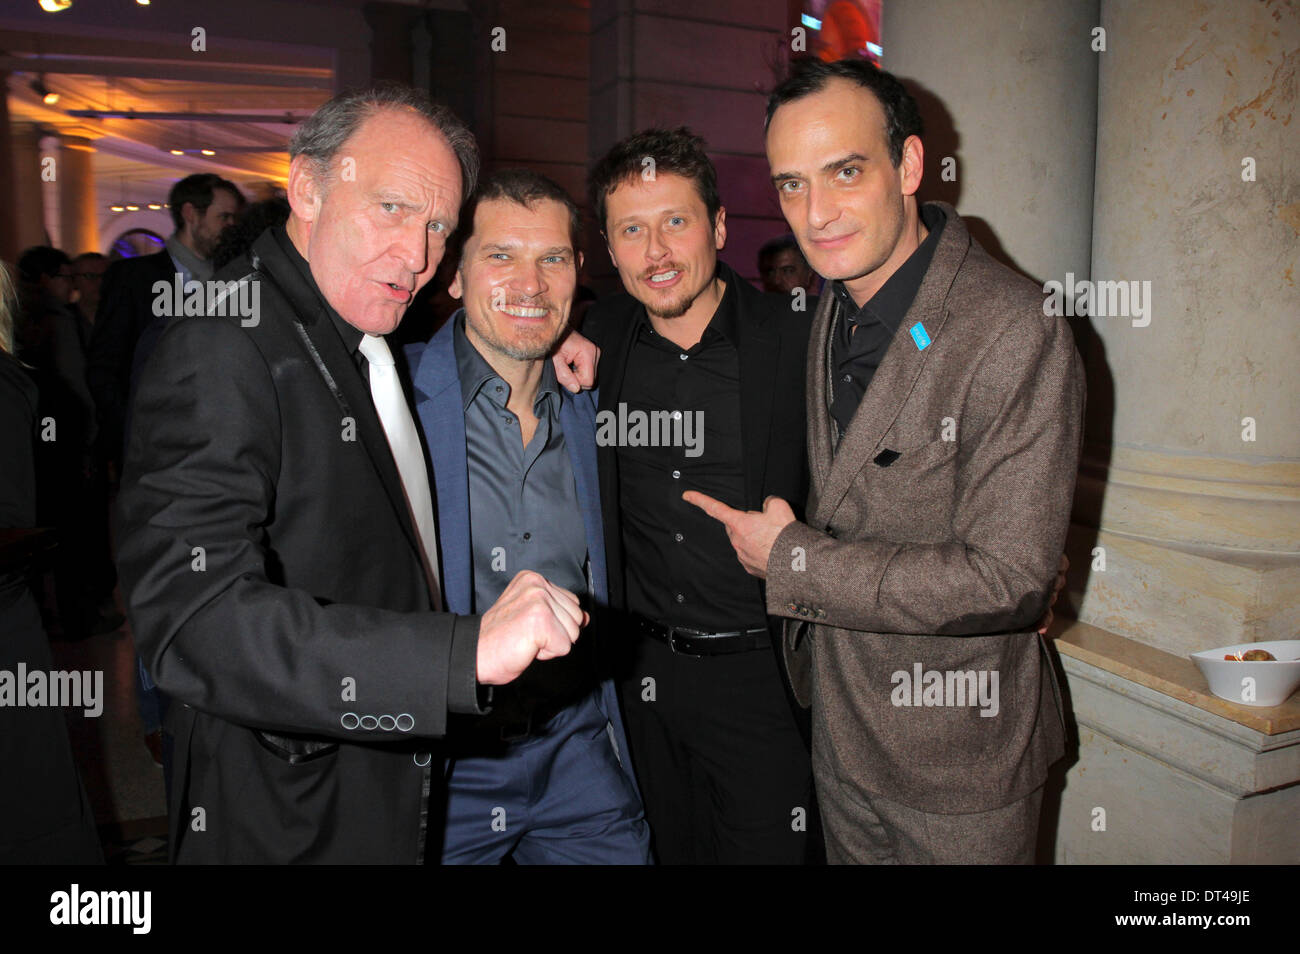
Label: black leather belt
xmin=633 ymin=615 xmax=770 ymax=656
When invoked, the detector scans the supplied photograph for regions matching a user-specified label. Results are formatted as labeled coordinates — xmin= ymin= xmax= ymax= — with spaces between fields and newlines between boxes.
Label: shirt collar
xmin=164 ymin=234 xmax=213 ymax=284
xmin=452 ymin=311 xmax=560 ymax=415
xmin=831 ymin=203 xmax=947 ymax=333
xmin=631 ymin=261 xmax=740 ymax=349
xmin=273 ymin=226 xmax=364 ymax=357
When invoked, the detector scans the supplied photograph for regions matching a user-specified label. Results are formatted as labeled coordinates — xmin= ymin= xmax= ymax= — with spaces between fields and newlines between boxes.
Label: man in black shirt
xmin=584 ymin=128 xmax=815 ymax=864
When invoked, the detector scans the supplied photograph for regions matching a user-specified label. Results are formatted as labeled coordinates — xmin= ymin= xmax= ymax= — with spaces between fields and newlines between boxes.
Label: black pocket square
xmin=873 ymin=449 xmax=901 ymax=467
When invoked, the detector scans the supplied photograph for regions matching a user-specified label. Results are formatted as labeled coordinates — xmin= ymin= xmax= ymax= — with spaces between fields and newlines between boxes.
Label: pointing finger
xmin=682 ymin=490 xmax=740 ymax=526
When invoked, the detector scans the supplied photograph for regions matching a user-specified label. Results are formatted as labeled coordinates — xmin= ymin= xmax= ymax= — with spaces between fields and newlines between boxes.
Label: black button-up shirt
xmin=454 ymin=315 xmax=593 ymax=715
xmin=616 ymin=273 xmax=767 ymax=631
xmin=829 ymin=203 xmax=946 ymax=440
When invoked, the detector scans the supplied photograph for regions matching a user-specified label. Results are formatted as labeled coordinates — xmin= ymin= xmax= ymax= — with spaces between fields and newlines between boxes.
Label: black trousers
xmin=618 ymin=633 xmax=817 ymax=864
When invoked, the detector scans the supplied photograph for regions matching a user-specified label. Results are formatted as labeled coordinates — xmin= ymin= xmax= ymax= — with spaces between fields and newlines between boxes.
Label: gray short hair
xmin=289 ymin=83 xmax=479 ymax=199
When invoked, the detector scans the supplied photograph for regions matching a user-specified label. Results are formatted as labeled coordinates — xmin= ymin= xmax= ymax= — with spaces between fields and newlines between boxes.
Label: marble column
xmin=1073 ymin=0 xmax=1300 ymax=657
xmin=9 ymin=124 xmax=49 ymax=254
xmin=881 ymin=0 xmax=1100 ymax=288
xmin=877 ymin=0 xmax=1299 ymax=865
xmin=57 ymin=137 xmax=100 ymax=256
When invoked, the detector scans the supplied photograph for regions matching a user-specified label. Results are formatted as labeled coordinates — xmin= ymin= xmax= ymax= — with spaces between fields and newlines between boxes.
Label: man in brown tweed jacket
xmin=686 ymin=58 xmax=1083 ymax=863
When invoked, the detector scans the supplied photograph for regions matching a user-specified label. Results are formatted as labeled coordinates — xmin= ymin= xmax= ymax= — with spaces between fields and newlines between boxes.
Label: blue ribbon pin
xmin=909 ymin=322 xmax=931 ymax=351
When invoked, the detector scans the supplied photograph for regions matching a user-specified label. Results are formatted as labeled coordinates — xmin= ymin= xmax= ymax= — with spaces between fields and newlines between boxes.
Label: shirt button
xmin=522 ymin=532 xmax=531 ymax=541
xmin=842 ymin=374 xmax=852 ymax=383
xmin=495 ymin=385 xmax=504 ymax=393
xmin=675 ymin=593 xmax=685 ymax=603
xmin=679 ymin=353 xmax=688 ymax=361
xmin=674 ymin=532 xmax=684 ymax=542
xmin=671 ymin=410 xmax=682 ymax=420
xmin=671 ymin=470 xmax=681 ymax=479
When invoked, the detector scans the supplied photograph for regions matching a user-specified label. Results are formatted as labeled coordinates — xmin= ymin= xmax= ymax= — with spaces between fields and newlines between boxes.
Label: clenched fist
xmin=476 ymin=570 xmax=588 ymax=685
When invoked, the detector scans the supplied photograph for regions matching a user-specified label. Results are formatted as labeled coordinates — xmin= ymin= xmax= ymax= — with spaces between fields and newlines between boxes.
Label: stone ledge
xmin=1051 ymin=618 xmax=1300 ymax=735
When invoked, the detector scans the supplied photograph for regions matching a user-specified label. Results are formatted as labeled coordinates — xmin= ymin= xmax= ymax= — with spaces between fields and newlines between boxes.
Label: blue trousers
xmin=439 ymin=690 xmax=651 ymax=865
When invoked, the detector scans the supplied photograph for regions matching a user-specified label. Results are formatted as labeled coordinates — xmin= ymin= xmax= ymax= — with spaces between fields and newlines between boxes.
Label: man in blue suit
xmin=408 ymin=169 xmax=650 ymax=864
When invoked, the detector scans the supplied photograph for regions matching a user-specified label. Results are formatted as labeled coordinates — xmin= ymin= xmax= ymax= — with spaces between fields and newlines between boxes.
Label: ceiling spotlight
xmin=31 ymin=76 xmax=59 ymax=105
xmin=169 ymin=149 xmax=185 ymax=155
xmin=38 ymin=0 xmax=73 ymax=12
xmin=148 ymin=203 xmax=162 ymax=210
xmin=136 ymin=0 xmax=151 ymax=5
xmin=110 ymin=205 xmax=125 ymax=212
xmin=200 ymin=149 xmax=215 ymax=156
xmin=125 ymin=204 xmax=140 ymax=211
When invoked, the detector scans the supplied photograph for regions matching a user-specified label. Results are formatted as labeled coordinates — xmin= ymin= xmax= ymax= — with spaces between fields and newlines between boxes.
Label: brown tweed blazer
xmin=765 ymin=202 xmax=1083 ymax=815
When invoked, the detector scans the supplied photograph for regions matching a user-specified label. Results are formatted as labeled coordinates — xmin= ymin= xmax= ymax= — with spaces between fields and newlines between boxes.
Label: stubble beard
xmin=646 ymin=295 xmax=693 ymax=320
xmin=643 ymin=273 xmax=706 ymax=321
xmin=471 ymin=309 xmax=567 ymax=363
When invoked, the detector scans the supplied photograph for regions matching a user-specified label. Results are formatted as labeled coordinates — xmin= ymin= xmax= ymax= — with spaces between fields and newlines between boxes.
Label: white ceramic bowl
xmin=1190 ymin=640 xmax=1300 ymax=708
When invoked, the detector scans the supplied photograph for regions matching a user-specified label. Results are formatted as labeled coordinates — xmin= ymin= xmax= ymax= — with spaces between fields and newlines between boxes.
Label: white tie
xmin=358 ymin=333 xmax=443 ymax=609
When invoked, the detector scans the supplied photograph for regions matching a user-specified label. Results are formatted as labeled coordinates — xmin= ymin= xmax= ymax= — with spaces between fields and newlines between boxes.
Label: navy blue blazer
xmin=407 ymin=315 xmax=640 ymax=791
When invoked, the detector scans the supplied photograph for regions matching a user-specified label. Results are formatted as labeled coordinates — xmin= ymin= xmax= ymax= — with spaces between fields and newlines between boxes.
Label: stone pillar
xmin=39 ymin=135 xmax=62 ymax=250
xmin=588 ymin=0 xmax=792 ymax=290
xmin=875 ymin=0 xmax=1300 ymax=866
xmin=7 ymin=123 xmax=48 ymax=255
xmin=57 ymin=137 xmax=100 ymax=256
xmin=1073 ymin=0 xmax=1300 ymax=657
xmin=881 ymin=0 xmax=1100 ymax=287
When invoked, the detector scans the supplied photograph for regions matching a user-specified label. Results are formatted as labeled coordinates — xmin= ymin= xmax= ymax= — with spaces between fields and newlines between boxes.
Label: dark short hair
xmin=765 ymin=59 xmax=923 ymax=167
xmin=458 ymin=168 xmax=582 ymax=257
xmin=17 ymin=245 xmax=72 ymax=284
xmin=72 ymin=251 xmax=107 ymax=266
xmin=212 ymin=197 xmax=292 ymax=271
xmin=758 ymin=234 xmax=806 ymax=264
xmin=168 ymin=173 xmax=244 ymax=232
xmin=289 ymin=82 xmax=479 ymax=200
xmin=588 ymin=127 xmax=721 ymax=233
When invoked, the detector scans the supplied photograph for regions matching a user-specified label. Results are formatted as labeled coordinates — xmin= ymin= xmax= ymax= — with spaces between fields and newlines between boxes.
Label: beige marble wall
xmin=882 ymin=0 xmax=1101 ymax=286
xmin=1054 ymin=652 xmax=1300 ymax=864
xmin=878 ymin=0 xmax=1300 ymax=864
xmin=1088 ymin=0 xmax=1299 ymax=460
xmin=1074 ymin=0 xmax=1300 ymax=655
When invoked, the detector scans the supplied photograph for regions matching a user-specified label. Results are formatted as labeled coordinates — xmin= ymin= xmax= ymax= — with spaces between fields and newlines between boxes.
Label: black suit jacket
xmin=86 ymin=248 xmax=175 ymax=461
xmin=583 ymin=261 xmax=811 ymax=709
xmin=116 ymin=227 xmax=481 ymax=864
